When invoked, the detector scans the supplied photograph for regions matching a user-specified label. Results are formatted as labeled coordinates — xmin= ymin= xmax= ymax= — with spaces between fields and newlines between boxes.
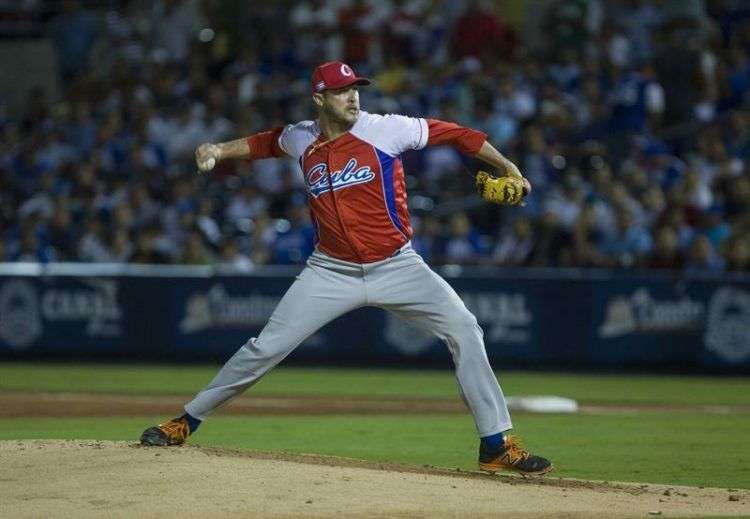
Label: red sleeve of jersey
xmin=426 ymin=119 xmax=487 ymax=155
xmin=246 ymin=126 xmax=286 ymax=159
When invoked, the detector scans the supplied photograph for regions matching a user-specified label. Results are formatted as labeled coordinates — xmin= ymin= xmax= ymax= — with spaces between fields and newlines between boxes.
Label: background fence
xmin=1 ymin=263 xmax=748 ymax=371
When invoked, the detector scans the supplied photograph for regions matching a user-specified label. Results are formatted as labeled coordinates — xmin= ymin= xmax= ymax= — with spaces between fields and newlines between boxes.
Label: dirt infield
xmin=1 ymin=440 xmax=747 ymax=518
xmin=2 ymin=392 xmax=749 ymax=418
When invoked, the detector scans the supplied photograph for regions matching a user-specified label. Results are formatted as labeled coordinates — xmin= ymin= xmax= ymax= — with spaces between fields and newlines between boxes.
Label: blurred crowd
xmin=1 ymin=0 xmax=749 ymax=272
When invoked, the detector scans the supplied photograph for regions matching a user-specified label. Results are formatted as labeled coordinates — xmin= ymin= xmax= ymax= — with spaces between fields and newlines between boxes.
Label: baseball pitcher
xmin=140 ymin=61 xmax=552 ymax=475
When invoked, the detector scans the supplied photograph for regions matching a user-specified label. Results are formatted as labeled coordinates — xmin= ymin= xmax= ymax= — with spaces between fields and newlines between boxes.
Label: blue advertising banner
xmin=1 ymin=264 xmax=748 ymax=370
xmin=0 ymin=275 xmax=125 ymax=354
xmin=590 ymin=279 xmax=750 ymax=367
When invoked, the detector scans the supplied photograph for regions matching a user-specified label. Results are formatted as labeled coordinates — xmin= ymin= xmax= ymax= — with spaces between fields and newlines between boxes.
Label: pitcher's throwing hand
xmin=195 ymin=143 xmax=221 ymax=172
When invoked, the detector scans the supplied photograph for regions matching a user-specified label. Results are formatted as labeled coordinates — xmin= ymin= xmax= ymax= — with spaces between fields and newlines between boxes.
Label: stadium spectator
xmin=181 ymin=229 xmax=212 ymax=265
xmin=566 ymin=204 xmax=603 ymax=267
xmin=411 ymin=215 xmax=442 ymax=265
xmin=600 ymin=206 xmax=653 ymax=268
xmin=151 ymin=0 xmax=202 ymax=63
xmin=527 ymin=213 xmax=566 ymax=267
xmin=492 ymin=216 xmax=535 ymax=266
xmin=646 ymin=226 xmax=684 ymax=270
xmin=543 ymin=175 xmax=585 ymax=231
xmin=725 ymin=235 xmax=750 ymax=271
xmin=48 ymin=0 xmax=97 ymax=80
xmin=271 ymin=203 xmax=315 ymax=265
xmin=45 ymin=199 xmax=75 ymax=261
xmin=443 ymin=212 xmax=487 ymax=265
xmin=216 ymin=237 xmax=253 ymax=271
xmin=337 ymin=0 xmax=381 ymax=67
xmin=684 ymin=234 xmax=725 ymax=273
xmin=451 ymin=0 xmax=513 ymax=62
xmin=108 ymin=227 xmax=134 ymax=263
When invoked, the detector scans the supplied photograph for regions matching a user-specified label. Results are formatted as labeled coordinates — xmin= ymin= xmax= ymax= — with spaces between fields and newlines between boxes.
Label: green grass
xmin=2 ymin=362 xmax=750 ymax=405
xmin=2 ymin=362 xmax=749 ymax=490
xmin=2 ymin=412 xmax=749 ymax=489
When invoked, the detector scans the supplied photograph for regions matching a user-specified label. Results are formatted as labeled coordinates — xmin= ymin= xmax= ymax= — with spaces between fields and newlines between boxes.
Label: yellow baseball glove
xmin=475 ymin=171 xmax=526 ymax=205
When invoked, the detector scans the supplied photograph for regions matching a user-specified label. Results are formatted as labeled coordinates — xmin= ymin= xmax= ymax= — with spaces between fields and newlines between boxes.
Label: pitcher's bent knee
xmin=446 ymin=310 xmax=484 ymax=344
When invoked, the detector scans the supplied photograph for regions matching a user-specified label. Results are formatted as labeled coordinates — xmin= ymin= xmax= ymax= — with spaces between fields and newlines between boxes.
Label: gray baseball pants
xmin=184 ymin=243 xmax=512 ymax=437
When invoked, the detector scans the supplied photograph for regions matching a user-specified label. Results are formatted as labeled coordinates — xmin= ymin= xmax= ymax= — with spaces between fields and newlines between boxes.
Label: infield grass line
xmin=3 ymin=363 xmax=750 ymax=406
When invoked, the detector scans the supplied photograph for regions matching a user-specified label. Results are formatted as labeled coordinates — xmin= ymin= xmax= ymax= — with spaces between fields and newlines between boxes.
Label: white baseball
xmin=199 ymin=156 xmax=216 ymax=172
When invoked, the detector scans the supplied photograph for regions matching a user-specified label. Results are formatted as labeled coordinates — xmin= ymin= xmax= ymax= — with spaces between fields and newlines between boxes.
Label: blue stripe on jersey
xmin=374 ymin=147 xmax=407 ymax=238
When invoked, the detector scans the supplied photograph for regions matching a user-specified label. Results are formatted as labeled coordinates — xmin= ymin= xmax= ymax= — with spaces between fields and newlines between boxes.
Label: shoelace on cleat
xmin=159 ymin=419 xmax=189 ymax=439
xmin=502 ymin=436 xmax=530 ymax=465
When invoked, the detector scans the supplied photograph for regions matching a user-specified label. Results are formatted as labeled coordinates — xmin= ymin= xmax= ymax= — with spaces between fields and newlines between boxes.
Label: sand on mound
xmin=0 ymin=440 xmax=746 ymax=519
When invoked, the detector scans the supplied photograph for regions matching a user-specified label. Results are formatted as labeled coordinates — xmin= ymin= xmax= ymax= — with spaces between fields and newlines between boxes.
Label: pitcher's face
xmin=315 ymin=85 xmax=360 ymax=125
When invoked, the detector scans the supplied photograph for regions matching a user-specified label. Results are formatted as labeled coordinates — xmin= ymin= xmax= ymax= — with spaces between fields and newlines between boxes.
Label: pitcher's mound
xmin=0 ymin=440 xmax=746 ymax=518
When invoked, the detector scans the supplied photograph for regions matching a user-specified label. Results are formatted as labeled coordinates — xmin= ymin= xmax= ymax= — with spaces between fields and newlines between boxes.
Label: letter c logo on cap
xmin=340 ymin=64 xmax=353 ymax=77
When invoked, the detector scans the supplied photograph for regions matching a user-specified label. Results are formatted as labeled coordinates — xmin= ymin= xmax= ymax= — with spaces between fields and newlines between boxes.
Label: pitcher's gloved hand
xmin=475 ymin=171 xmax=529 ymax=206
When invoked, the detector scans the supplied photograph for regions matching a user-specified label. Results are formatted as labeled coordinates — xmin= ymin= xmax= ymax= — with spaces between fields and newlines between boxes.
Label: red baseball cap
xmin=311 ymin=61 xmax=371 ymax=94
